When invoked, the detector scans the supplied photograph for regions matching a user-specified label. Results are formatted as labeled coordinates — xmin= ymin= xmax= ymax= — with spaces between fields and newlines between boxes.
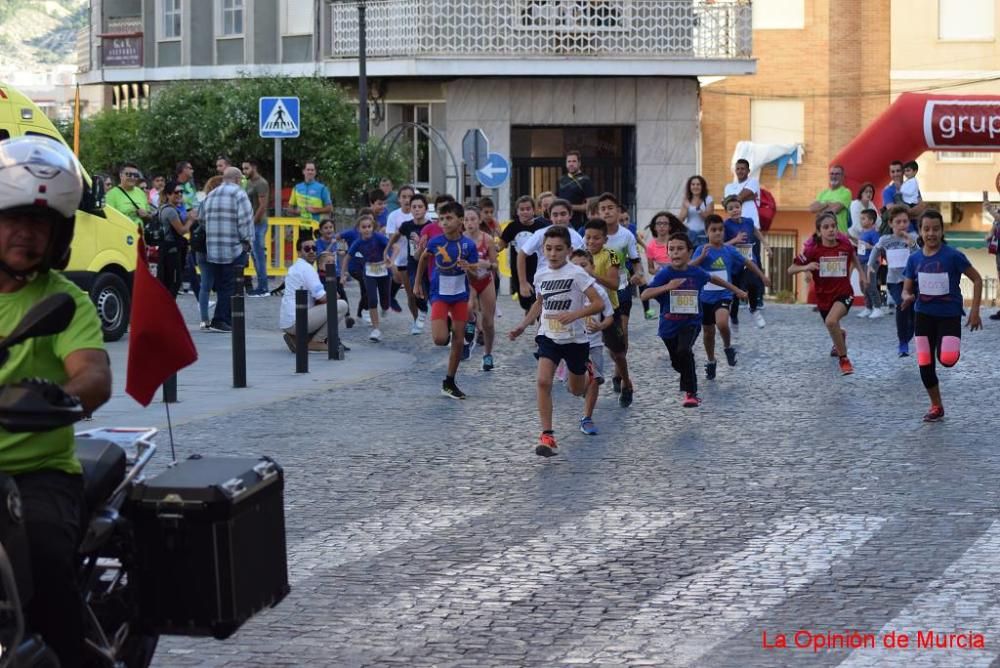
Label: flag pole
xmin=163 ymin=400 xmax=177 ymax=464
xmin=72 ymin=83 xmax=81 ymax=157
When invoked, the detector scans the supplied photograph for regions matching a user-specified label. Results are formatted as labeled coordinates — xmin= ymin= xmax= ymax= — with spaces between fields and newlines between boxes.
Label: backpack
xmin=143 ymin=206 xmax=168 ymax=247
xmin=758 ymin=188 xmax=777 ymax=231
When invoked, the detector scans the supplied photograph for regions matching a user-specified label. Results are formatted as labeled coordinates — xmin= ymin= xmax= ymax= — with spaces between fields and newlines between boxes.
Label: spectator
xmin=102 ymin=174 xmax=114 ymax=193
xmin=808 ymin=164 xmax=852 ymax=233
xmin=199 ymin=167 xmax=253 ymax=333
xmin=279 ymin=236 xmax=349 ymax=353
xmin=193 ymin=175 xmax=223 ymax=329
xmin=900 ymin=160 xmax=922 ymax=208
xmin=380 ymin=177 xmax=399 ymax=213
xmin=147 ymin=174 xmax=166 ymax=207
xmin=175 ymin=160 xmax=198 ymax=210
xmin=242 ymin=159 xmax=271 ymax=296
xmin=680 ymin=175 xmax=713 ymax=247
xmin=216 ymin=155 xmax=231 ymax=176
xmin=155 ymin=179 xmax=194 ymax=298
xmin=723 ymin=159 xmax=760 ymax=229
xmin=985 ymin=191 xmax=1000 ymax=321
xmin=556 ymin=150 xmax=595 ymax=229
xmin=537 ymin=191 xmax=555 ymax=220
xmin=881 ymin=160 xmax=924 ymax=231
xmin=848 ymin=182 xmax=882 ymax=238
xmin=104 ymin=162 xmax=150 ymax=228
xmin=287 ymin=160 xmax=332 ymax=237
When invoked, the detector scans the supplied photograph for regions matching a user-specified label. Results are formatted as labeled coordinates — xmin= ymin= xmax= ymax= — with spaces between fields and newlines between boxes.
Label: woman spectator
xmin=156 ymin=180 xmax=194 ymax=298
xmin=848 ymin=182 xmax=882 ymax=237
xmin=985 ymin=192 xmax=1000 ymax=320
xmin=679 ymin=175 xmax=713 ymax=247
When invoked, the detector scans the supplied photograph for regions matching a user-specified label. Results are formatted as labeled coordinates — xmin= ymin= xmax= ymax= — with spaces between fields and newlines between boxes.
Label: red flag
xmin=125 ymin=240 xmax=198 ymax=406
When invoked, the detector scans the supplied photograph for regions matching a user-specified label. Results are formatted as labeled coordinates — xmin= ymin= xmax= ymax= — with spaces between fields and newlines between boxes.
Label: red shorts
xmin=431 ymin=300 xmax=469 ymax=322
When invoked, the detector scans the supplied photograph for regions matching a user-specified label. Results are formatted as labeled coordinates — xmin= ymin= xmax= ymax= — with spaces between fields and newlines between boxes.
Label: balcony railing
xmin=329 ymin=0 xmax=752 ymax=60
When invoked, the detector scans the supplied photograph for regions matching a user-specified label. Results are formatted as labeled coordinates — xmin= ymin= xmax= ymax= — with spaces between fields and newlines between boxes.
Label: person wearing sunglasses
xmin=279 ymin=236 xmax=349 ymax=353
xmin=104 ymin=161 xmax=151 ymax=228
xmin=156 ymin=180 xmax=195 ymax=298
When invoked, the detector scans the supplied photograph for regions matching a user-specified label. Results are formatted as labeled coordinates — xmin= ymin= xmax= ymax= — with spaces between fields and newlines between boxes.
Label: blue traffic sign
xmin=259 ymin=97 xmax=300 ymax=138
xmin=475 ymin=152 xmax=510 ymax=189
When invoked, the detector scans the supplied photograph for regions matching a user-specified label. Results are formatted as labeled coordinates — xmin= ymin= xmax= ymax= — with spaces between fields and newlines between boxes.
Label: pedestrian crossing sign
xmin=259 ymin=97 xmax=300 ymax=138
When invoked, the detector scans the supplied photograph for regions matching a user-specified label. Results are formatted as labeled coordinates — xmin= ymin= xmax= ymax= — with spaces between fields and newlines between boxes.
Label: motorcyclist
xmin=0 ymin=136 xmax=112 ymax=666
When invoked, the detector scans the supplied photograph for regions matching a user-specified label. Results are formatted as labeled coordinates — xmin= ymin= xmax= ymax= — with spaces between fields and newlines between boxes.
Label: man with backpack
xmin=105 ymin=161 xmax=151 ymax=228
xmin=556 ymin=150 xmax=596 ymax=230
xmin=151 ymin=180 xmax=194 ymax=297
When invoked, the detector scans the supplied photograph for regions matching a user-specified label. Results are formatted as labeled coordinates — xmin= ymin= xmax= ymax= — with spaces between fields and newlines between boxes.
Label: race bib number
xmin=365 ymin=262 xmax=388 ymax=278
xmin=408 ymin=238 xmax=420 ymax=258
xmin=736 ymin=244 xmax=754 ymax=260
xmin=438 ymin=273 xmax=465 ymax=296
xmin=886 ymin=247 xmax=909 ymax=269
xmin=918 ymin=271 xmax=949 ymax=296
xmin=670 ymin=289 xmax=699 ymax=314
xmin=856 ymin=240 xmax=869 ymax=255
xmin=819 ymin=256 xmax=848 ymax=278
xmin=545 ymin=317 xmax=570 ymax=340
xmin=704 ymin=269 xmax=728 ymax=291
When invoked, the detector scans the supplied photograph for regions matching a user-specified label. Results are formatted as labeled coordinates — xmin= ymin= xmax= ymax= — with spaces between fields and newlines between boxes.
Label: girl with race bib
xmin=789 ymin=212 xmax=868 ymax=376
xmin=462 ymin=206 xmax=499 ymax=371
xmin=900 ymin=210 xmax=983 ymax=422
xmin=641 ymin=233 xmax=745 ymax=408
xmin=344 ymin=215 xmax=391 ymax=342
xmin=868 ymin=205 xmax=919 ymax=356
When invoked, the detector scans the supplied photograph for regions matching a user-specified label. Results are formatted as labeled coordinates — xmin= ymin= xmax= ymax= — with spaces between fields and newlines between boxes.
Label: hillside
xmin=0 ymin=0 xmax=87 ymax=71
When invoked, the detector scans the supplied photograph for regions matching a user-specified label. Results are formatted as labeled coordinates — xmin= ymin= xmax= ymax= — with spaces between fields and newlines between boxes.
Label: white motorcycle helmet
xmin=0 ymin=135 xmax=84 ymax=276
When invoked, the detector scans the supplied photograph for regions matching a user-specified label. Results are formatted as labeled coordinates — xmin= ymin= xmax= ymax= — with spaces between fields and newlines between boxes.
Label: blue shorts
xmin=534 ymin=335 xmax=589 ymax=376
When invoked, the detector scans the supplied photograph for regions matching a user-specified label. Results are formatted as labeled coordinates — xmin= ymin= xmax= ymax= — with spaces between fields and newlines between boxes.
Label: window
xmin=751 ymin=99 xmax=805 ymax=147
xmin=218 ymin=0 xmax=244 ymax=37
xmin=939 ymin=0 xmax=994 ymax=40
xmin=752 ymin=0 xmax=804 ymax=30
xmin=160 ymin=0 xmax=182 ymax=40
xmin=281 ymin=0 xmax=314 ymax=36
xmin=937 ymin=151 xmax=993 ymax=162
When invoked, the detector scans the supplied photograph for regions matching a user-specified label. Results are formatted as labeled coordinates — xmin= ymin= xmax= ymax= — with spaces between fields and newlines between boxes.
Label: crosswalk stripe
xmin=287 ymin=504 xmax=492 ymax=585
xmin=580 ymin=513 xmax=886 ymax=666
xmin=837 ymin=520 xmax=1000 ymax=668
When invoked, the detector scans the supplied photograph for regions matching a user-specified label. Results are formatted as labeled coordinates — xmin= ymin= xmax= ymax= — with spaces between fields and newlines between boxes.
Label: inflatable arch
xmin=831 ymin=92 xmax=1000 ymax=206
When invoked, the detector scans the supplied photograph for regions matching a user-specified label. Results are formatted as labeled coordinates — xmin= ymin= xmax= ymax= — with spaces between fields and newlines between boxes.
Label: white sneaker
xmin=369 ymin=328 xmax=382 ymax=342
xmin=868 ymin=307 xmax=884 ymax=319
xmin=362 ymin=311 xmax=372 ymax=324
xmin=417 ymin=311 xmax=427 ymax=326
xmin=199 ymin=321 xmax=210 ymax=331
xmin=753 ymin=310 xmax=766 ymax=329
xmin=856 ymin=308 xmax=872 ymax=318
xmin=410 ymin=321 xmax=422 ymax=335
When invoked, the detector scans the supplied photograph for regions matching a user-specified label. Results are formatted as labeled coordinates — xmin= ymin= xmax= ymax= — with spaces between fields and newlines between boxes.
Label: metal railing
xmin=329 ymin=0 xmax=752 ymax=59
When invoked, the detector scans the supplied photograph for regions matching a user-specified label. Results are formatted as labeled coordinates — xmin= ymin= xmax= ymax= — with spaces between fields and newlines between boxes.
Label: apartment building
xmin=76 ymin=0 xmax=755 ymax=221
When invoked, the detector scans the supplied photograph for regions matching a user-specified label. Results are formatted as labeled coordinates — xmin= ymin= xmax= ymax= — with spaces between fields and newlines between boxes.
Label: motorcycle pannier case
xmin=127 ymin=455 xmax=289 ymax=639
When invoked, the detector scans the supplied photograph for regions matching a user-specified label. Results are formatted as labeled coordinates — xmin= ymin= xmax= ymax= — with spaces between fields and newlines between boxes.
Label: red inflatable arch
xmin=832 ymin=92 xmax=1000 ymax=206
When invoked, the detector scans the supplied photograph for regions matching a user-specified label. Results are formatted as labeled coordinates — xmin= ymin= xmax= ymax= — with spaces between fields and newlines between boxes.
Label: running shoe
xmin=536 ymin=432 xmax=558 ymax=457
xmin=410 ymin=321 xmax=422 ymax=335
xmin=682 ymin=392 xmax=702 ymax=408
xmin=705 ymin=360 xmax=717 ymax=380
xmin=417 ymin=311 xmax=427 ymax=326
xmin=441 ymin=379 xmax=467 ymax=400
xmin=362 ymin=311 xmax=372 ymax=324
xmin=838 ymin=357 xmax=854 ymax=375
xmin=390 ymin=298 xmax=403 ymax=313
xmin=753 ymin=310 xmax=766 ymax=329
xmin=208 ymin=321 xmax=231 ymax=333
xmin=855 ymin=307 xmax=872 ymax=318
xmin=990 ymin=311 xmax=1000 ymax=321
xmin=868 ymin=308 xmax=883 ymax=320
xmin=345 ymin=316 xmax=355 ymax=329
xmin=282 ymin=332 xmax=296 ymax=353
xmin=482 ymin=354 xmax=495 ymax=371
xmin=200 ymin=321 xmax=211 ymax=331
xmin=645 ymin=307 xmax=657 ymax=320
xmin=612 ymin=376 xmax=622 ymax=394
xmin=464 ymin=321 xmax=476 ymax=344
xmin=369 ymin=328 xmax=382 ymax=342
xmin=898 ymin=342 xmax=909 ymax=357
xmin=579 ymin=417 xmax=598 ymax=436
xmin=724 ymin=346 xmax=737 ymax=367
xmin=461 ymin=340 xmax=471 ymax=361
xmin=922 ymin=405 xmax=945 ymax=422
xmin=619 ymin=386 xmax=633 ymax=408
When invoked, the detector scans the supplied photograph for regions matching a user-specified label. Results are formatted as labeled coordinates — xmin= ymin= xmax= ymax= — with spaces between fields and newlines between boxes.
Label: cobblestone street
xmin=146 ymin=293 xmax=1000 ymax=668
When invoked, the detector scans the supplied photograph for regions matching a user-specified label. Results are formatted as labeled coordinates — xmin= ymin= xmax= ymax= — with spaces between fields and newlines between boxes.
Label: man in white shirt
xmin=279 ymin=237 xmax=349 ymax=353
xmin=723 ymin=159 xmax=760 ymax=229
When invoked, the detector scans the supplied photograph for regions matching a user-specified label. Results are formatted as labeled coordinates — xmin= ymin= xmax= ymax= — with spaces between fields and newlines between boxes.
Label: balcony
xmin=327 ymin=0 xmax=754 ymax=77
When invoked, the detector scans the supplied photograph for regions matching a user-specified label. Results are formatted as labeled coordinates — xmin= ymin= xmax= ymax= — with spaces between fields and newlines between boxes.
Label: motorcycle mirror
xmin=0 ymin=293 xmax=76 ymax=366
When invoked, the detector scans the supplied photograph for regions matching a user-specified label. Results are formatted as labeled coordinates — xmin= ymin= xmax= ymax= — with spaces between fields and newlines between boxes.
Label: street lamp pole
xmin=357 ymin=0 xmax=369 ymax=145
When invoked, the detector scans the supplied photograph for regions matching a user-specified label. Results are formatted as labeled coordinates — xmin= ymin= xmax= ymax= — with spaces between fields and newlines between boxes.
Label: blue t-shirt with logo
xmin=858 ymin=228 xmax=880 ymax=264
xmin=903 ymin=245 xmax=971 ymax=318
xmin=425 ymin=234 xmax=479 ymax=303
xmin=346 ymin=234 xmax=390 ymax=275
xmin=723 ymin=216 xmax=760 ymax=266
xmin=648 ymin=265 xmax=711 ymax=338
xmin=693 ymin=244 xmax=744 ymax=304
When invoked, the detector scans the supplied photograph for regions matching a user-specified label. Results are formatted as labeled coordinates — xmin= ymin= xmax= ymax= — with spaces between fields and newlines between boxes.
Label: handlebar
xmin=0 ymin=380 xmax=84 ymax=433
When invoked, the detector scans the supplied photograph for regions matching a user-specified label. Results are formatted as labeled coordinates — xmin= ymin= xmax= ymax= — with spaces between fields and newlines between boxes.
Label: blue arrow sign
xmin=475 ymin=152 xmax=510 ymax=189
xmin=259 ymin=97 xmax=300 ymax=138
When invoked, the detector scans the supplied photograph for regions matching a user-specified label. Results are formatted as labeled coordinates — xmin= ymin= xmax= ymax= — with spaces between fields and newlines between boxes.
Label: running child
xmin=462 ymin=205 xmax=498 ymax=370
xmin=690 ymin=214 xmax=769 ymax=379
xmin=644 ymin=212 xmax=687 ymax=319
xmin=581 ymin=218 xmax=629 ymax=391
xmin=498 ymin=195 xmax=548 ymax=314
xmin=868 ymin=205 xmax=919 ymax=356
xmin=315 ymin=218 xmax=355 ymax=328
xmin=384 ymin=184 xmax=415 ymax=313
xmin=414 ymin=201 xmax=479 ymax=399
xmin=343 ymin=214 xmax=391 ymax=342
xmin=853 ymin=208 xmax=884 ymax=319
xmin=722 ymin=195 xmax=770 ymax=329
xmin=386 ymin=192 xmax=431 ymax=334
xmin=900 ymin=210 xmax=982 ymax=422
xmin=570 ymin=250 xmax=614 ymax=436
xmin=640 ymin=233 xmax=746 ymax=407
xmin=509 ymin=226 xmax=604 ymax=456
xmin=789 ymin=212 xmax=869 ymax=375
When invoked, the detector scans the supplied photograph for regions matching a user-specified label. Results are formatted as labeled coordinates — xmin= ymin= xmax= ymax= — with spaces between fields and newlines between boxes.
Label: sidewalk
xmin=91 ymin=326 xmax=415 ymax=431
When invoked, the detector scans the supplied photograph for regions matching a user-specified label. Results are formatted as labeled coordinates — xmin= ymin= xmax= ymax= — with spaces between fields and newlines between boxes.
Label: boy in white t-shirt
xmin=509 ymin=226 xmax=604 ymax=457
xmin=571 ymin=250 xmax=614 ymax=437
xmin=900 ymin=160 xmax=921 ymax=207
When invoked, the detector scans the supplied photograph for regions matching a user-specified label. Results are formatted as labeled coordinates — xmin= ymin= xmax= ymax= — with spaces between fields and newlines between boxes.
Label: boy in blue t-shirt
xmin=414 ymin=201 xmax=479 ymax=399
xmin=854 ymin=208 xmax=883 ymax=318
xmin=722 ymin=196 xmax=770 ymax=328
xmin=900 ymin=210 xmax=983 ymax=423
xmin=691 ymin=215 xmax=769 ymax=379
xmin=641 ymin=232 xmax=745 ymax=408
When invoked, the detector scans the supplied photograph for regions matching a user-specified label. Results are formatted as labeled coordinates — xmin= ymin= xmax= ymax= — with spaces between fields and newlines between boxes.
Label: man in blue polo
xmin=287 ymin=160 xmax=332 ymax=238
